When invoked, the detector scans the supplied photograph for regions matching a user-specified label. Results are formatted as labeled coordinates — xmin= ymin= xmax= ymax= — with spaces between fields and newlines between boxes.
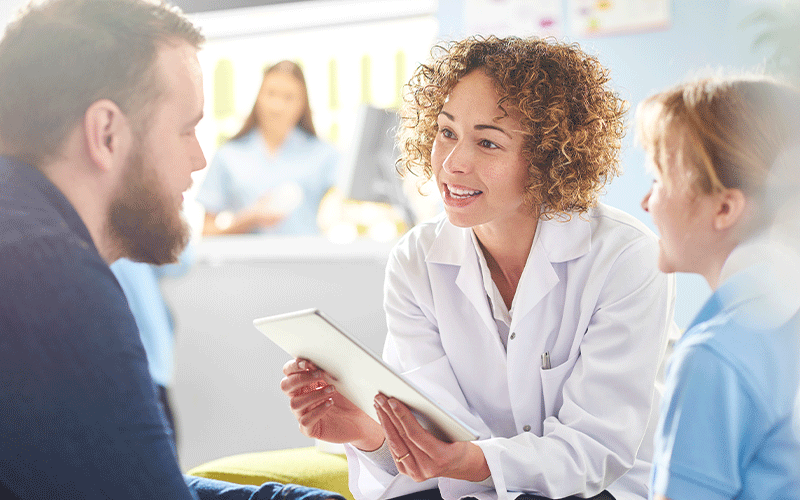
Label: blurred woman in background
xmin=198 ymin=60 xmax=339 ymax=235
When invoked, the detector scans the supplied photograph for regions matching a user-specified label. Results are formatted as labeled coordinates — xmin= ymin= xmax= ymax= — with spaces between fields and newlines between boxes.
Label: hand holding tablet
xmin=255 ymin=309 xmax=478 ymax=443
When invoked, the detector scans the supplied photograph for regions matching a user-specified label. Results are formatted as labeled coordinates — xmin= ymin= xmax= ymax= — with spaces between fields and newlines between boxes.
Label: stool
xmin=186 ymin=446 xmax=353 ymax=500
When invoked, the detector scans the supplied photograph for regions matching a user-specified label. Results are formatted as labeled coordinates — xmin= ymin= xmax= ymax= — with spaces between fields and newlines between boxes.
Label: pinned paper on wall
xmin=570 ymin=0 xmax=670 ymax=37
xmin=464 ymin=0 xmax=563 ymax=38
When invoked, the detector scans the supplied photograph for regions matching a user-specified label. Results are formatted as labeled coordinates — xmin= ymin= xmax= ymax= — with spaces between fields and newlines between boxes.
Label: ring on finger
xmin=396 ymin=452 xmax=410 ymax=463
xmin=298 ymin=380 xmax=326 ymax=395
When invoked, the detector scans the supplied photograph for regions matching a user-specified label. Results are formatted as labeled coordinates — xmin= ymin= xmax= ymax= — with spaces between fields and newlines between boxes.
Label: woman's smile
xmin=442 ymin=183 xmax=483 ymax=206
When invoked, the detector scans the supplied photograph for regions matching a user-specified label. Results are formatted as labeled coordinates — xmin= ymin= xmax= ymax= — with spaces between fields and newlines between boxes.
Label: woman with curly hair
xmin=282 ymin=36 xmax=677 ymax=500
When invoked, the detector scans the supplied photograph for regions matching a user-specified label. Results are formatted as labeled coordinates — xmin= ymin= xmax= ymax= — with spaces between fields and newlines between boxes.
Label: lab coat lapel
xmin=510 ymin=215 xmax=592 ymax=332
xmin=509 ymin=242 xmax=559 ymax=333
xmin=426 ymin=222 xmax=499 ymax=339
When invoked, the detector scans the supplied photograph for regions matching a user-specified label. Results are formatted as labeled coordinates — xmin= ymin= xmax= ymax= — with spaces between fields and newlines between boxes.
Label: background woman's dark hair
xmin=398 ymin=35 xmax=627 ymax=219
xmin=231 ymin=60 xmax=316 ymax=141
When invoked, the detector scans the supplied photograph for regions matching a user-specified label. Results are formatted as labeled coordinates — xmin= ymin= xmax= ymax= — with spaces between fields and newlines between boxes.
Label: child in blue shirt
xmin=637 ymin=76 xmax=800 ymax=500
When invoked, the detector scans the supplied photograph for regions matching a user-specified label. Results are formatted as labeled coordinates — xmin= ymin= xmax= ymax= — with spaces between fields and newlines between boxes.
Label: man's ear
xmin=712 ymin=188 xmax=747 ymax=232
xmin=83 ymin=99 xmax=131 ymax=172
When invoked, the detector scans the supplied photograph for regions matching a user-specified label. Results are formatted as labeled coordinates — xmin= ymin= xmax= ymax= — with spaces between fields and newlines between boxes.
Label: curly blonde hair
xmin=398 ymin=35 xmax=627 ymax=219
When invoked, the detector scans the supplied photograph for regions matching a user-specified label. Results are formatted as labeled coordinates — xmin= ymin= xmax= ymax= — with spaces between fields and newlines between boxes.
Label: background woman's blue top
xmin=197 ymin=127 xmax=339 ymax=235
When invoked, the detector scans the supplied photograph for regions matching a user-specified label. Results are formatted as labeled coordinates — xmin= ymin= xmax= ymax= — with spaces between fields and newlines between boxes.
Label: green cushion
xmin=187 ymin=447 xmax=353 ymax=500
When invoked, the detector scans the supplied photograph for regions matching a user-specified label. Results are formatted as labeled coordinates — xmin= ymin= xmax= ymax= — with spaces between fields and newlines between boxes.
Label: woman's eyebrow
xmin=438 ymin=110 xmax=512 ymax=138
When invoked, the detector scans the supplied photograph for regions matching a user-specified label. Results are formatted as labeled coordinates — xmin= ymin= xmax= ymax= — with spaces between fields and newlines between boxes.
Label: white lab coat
xmin=345 ymin=204 xmax=677 ymax=500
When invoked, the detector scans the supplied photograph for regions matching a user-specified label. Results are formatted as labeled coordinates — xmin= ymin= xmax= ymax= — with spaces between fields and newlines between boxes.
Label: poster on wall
xmin=464 ymin=0 xmax=563 ymax=37
xmin=570 ymin=0 xmax=670 ymax=37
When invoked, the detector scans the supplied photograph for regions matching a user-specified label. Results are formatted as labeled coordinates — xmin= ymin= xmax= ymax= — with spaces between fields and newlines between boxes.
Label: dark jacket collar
xmin=0 ymin=155 xmax=95 ymax=250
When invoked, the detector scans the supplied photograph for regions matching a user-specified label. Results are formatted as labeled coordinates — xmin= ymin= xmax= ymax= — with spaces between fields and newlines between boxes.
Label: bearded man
xmin=0 ymin=1 xmax=342 ymax=499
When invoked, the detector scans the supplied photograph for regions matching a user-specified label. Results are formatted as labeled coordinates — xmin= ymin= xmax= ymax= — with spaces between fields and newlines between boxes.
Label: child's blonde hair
xmin=636 ymin=76 xmax=800 ymax=197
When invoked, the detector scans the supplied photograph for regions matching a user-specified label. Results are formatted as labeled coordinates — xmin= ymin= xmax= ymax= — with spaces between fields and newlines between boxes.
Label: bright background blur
xmin=1 ymin=0 xmax=797 ymax=469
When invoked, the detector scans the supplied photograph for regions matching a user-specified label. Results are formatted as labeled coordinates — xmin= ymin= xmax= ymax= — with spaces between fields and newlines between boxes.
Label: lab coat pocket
xmin=539 ymin=355 xmax=577 ymax=418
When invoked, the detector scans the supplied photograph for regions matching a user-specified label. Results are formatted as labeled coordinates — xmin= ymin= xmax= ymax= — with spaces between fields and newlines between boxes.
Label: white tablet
xmin=253 ymin=308 xmax=478 ymax=443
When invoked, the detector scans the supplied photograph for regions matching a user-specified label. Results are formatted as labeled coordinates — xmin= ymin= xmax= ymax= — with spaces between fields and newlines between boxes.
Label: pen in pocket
xmin=541 ymin=351 xmax=551 ymax=370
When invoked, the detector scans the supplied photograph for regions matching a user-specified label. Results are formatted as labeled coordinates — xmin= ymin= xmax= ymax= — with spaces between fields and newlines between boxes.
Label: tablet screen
xmin=254 ymin=308 xmax=478 ymax=443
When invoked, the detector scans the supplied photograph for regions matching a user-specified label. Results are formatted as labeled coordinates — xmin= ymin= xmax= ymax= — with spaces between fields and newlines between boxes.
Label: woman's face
xmin=255 ymin=71 xmax=306 ymax=135
xmin=641 ymin=129 xmax=719 ymax=275
xmin=431 ymin=70 xmax=531 ymax=233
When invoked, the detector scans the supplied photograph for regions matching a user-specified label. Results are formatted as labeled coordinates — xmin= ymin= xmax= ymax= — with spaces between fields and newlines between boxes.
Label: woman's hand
xmin=201 ymin=203 xmax=284 ymax=235
xmin=242 ymin=194 xmax=288 ymax=229
xmin=374 ymin=394 xmax=490 ymax=483
xmin=280 ymin=359 xmax=384 ymax=451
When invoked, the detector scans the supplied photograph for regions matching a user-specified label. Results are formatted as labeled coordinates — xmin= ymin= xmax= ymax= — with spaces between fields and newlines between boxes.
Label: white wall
xmin=163 ymin=237 xmax=394 ymax=470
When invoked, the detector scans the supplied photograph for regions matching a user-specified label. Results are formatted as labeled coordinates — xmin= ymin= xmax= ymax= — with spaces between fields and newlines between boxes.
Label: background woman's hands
xmin=374 ymin=394 xmax=490 ymax=483
xmin=240 ymin=194 xmax=288 ymax=229
xmin=201 ymin=196 xmax=285 ymax=235
xmin=245 ymin=181 xmax=303 ymax=230
xmin=280 ymin=359 xmax=384 ymax=451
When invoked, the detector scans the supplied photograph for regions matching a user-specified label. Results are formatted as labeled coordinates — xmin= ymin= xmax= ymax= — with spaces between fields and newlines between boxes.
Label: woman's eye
xmin=441 ymin=128 xmax=455 ymax=139
xmin=479 ymin=139 xmax=499 ymax=149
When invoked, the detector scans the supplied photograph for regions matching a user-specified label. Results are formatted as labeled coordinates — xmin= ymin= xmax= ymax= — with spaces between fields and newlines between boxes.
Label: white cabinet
xmin=162 ymin=236 xmax=393 ymax=470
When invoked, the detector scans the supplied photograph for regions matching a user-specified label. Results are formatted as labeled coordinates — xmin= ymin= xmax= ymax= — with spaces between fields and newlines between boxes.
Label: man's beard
xmin=108 ymin=141 xmax=190 ymax=265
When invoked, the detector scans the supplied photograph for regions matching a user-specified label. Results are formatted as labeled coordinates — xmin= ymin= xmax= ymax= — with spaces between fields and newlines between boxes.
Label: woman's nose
xmin=641 ymin=189 xmax=651 ymax=213
xmin=266 ymin=99 xmax=284 ymax=113
xmin=441 ymin=142 xmax=469 ymax=175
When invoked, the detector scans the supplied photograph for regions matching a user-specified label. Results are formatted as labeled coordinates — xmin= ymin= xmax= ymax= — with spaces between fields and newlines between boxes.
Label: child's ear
xmin=712 ymin=188 xmax=747 ymax=232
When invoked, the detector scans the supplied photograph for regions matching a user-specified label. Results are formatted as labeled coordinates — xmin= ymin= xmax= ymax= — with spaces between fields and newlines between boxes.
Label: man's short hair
xmin=0 ymin=0 xmax=204 ymax=166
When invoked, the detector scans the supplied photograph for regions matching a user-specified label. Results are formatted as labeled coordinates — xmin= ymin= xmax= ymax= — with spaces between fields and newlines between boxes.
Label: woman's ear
xmin=712 ymin=188 xmax=747 ymax=232
xmin=83 ymin=99 xmax=131 ymax=173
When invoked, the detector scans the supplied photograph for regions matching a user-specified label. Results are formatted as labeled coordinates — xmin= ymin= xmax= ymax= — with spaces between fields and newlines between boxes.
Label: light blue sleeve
xmin=109 ymin=259 xmax=175 ymax=387
xmin=152 ymin=243 xmax=195 ymax=279
xmin=196 ymin=144 xmax=234 ymax=214
xmin=323 ymin=145 xmax=340 ymax=190
xmin=651 ymin=342 xmax=755 ymax=500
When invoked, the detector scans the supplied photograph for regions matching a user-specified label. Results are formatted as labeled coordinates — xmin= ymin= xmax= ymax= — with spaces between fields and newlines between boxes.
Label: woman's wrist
xmin=351 ymin=418 xmax=385 ymax=452
xmin=352 ymin=433 xmax=385 ymax=452
xmin=213 ymin=211 xmax=235 ymax=231
xmin=454 ymin=442 xmax=490 ymax=482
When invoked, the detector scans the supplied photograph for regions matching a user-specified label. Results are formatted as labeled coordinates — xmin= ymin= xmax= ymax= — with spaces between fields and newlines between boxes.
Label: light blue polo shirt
xmin=650 ymin=264 xmax=800 ymax=500
xmin=110 ymin=248 xmax=194 ymax=388
xmin=197 ymin=127 xmax=339 ymax=235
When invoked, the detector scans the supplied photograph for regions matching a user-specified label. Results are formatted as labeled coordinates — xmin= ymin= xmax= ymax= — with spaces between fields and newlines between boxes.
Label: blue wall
xmin=437 ymin=0 xmax=774 ymax=328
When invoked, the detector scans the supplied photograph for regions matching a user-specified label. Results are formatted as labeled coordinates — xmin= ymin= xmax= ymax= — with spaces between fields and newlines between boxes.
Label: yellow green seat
xmin=187 ymin=446 xmax=353 ymax=500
